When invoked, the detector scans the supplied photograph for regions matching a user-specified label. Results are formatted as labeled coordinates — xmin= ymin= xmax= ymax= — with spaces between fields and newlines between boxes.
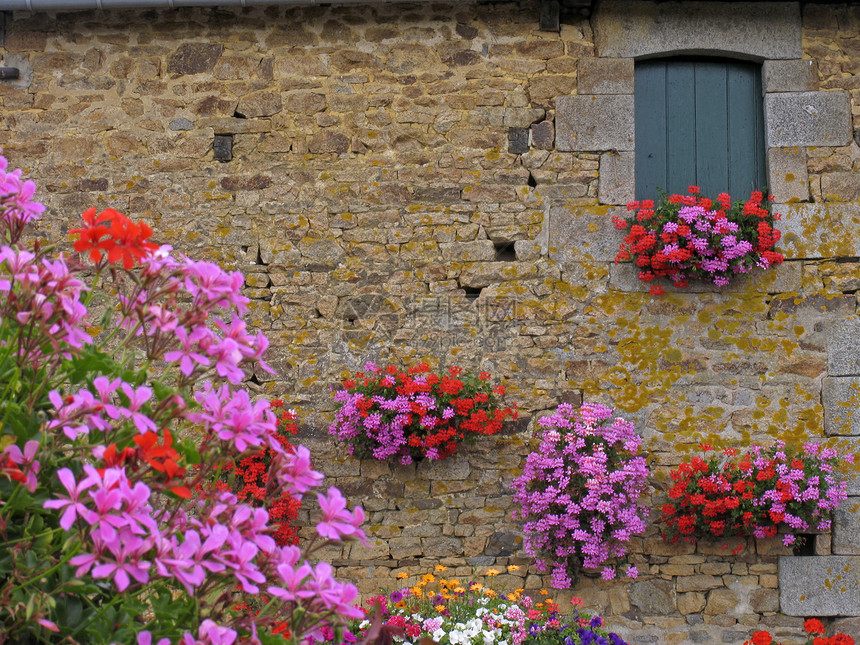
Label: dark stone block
xmin=508 ymin=127 xmax=529 ymax=154
xmin=485 ymin=530 xmax=520 ymax=556
xmin=530 ymin=120 xmax=554 ymax=150
xmin=456 ymin=23 xmax=478 ymax=39
xmin=167 ymin=44 xmax=224 ymax=76
xmin=213 ymin=134 xmax=232 ymax=162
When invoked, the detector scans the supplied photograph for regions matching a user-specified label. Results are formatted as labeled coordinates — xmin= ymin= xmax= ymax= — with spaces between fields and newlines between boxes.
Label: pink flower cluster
xmin=0 ymin=153 xmax=368 ymax=643
xmin=511 ymin=403 xmax=649 ymax=588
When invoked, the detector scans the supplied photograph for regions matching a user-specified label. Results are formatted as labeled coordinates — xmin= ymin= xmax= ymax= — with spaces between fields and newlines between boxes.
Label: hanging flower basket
xmin=613 ymin=186 xmax=785 ymax=295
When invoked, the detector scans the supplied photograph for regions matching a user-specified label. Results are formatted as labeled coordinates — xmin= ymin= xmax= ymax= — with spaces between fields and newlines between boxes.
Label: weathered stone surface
xmin=237 ymin=91 xmax=283 ymax=118
xmin=530 ymin=120 xmax=554 ymax=150
xmin=767 ymin=148 xmax=809 ymax=204
xmin=676 ymin=575 xmax=723 ymax=593
xmin=764 ymin=59 xmax=818 ymax=93
xmin=439 ymin=241 xmax=496 ymax=263
xmin=629 ymin=579 xmax=676 ymax=614
xmin=779 ymin=556 xmax=860 ymax=616
xmin=827 ymin=318 xmax=860 ymax=377
xmin=778 ymin=202 xmax=860 ymax=260
xmin=822 ymin=377 xmax=860 ymax=435
xmin=556 ymin=95 xmax=634 ymax=152
xmin=598 ymin=151 xmax=634 ymax=205
xmin=578 ymin=57 xmax=634 ymax=95
xmin=821 ymin=171 xmax=860 ymax=202
xmin=459 ymin=262 xmax=540 ymax=288
xmin=677 ymin=592 xmax=707 ymax=615
xmin=548 ymin=203 xmax=620 ymax=263
xmin=508 ymin=127 xmax=529 ymax=154
xmin=308 ymin=131 xmax=350 ymax=154
xmin=167 ymin=44 xmax=224 ymax=75
xmin=704 ymin=588 xmax=739 ymax=615
xmin=592 ymin=1 xmax=802 ymax=60
xmin=833 ymin=498 xmax=860 ymax=555
xmin=765 ymin=91 xmax=853 ymax=147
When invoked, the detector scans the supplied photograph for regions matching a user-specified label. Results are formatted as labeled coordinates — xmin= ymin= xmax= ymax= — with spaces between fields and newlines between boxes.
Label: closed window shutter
xmin=635 ymin=58 xmax=766 ymax=200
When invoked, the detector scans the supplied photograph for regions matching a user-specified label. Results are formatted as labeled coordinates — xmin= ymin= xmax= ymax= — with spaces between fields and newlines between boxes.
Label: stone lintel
xmin=556 ymin=94 xmax=634 ymax=152
xmin=593 ymin=1 xmax=802 ymax=60
xmin=822 ymin=377 xmax=860 ymax=436
xmin=765 ymin=91 xmax=853 ymax=147
xmin=778 ymin=555 xmax=860 ymax=616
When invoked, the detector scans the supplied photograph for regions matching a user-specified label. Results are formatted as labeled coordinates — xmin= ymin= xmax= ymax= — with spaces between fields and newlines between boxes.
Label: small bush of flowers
xmin=612 ymin=186 xmax=784 ymax=295
xmin=511 ymin=403 xmax=649 ymax=588
xmin=350 ymin=567 xmax=628 ymax=645
xmin=0 ymin=154 xmax=366 ymax=643
xmin=663 ymin=441 xmax=851 ymax=545
xmin=743 ymin=618 xmax=855 ymax=645
xmin=329 ymin=362 xmax=516 ymax=464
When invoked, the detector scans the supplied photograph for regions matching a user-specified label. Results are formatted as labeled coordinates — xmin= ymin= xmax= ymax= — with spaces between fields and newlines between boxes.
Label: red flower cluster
xmin=613 ymin=187 xmax=784 ymax=295
xmin=330 ymin=363 xmax=517 ymax=463
xmin=662 ymin=442 xmax=849 ymax=543
xmin=742 ymin=620 xmax=855 ymax=645
xmin=70 ymin=207 xmax=159 ymax=269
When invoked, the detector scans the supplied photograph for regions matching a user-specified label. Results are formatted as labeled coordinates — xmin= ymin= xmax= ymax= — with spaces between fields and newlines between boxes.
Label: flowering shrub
xmin=743 ymin=618 xmax=855 ymax=645
xmin=351 ymin=567 xmax=627 ymax=645
xmin=613 ymin=186 xmax=784 ymax=295
xmin=0 ymin=153 xmax=366 ymax=644
xmin=511 ymin=403 xmax=649 ymax=588
xmin=329 ymin=362 xmax=516 ymax=464
xmin=663 ymin=442 xmax=851 ymax=545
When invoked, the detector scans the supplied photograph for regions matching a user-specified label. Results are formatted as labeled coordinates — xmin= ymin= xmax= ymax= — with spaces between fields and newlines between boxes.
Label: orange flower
xmin=70 ymin=207 xmax=158 ymax=269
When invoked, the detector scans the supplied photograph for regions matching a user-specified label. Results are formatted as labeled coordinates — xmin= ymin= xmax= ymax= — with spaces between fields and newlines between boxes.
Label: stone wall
xmin=2 ymin=1 xmax=860 ymax=643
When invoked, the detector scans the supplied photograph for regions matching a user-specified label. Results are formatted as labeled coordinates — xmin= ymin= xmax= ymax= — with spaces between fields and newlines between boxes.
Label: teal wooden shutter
xmin=635 ymin=58 xmax=766 ymax=200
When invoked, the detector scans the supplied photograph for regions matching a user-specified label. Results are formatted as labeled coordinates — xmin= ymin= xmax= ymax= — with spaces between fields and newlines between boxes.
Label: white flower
xmin=433 ymin=629 xmax=447 ymax=643
xmin=482 ymin=630 xmax=496 ymax=645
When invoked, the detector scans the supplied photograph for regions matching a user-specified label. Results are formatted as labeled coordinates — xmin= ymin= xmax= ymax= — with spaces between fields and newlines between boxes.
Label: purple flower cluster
xmin=511 ymin=403 xmax=649 ymax=588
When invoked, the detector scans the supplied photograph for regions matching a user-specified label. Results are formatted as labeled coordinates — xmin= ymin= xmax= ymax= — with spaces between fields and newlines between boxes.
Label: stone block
xmin=778 ymin=202 xmax=860 ymax=260
xmin=598 ymin=151 xmax=634 ymax=205
xmin=629 ymin=579 xmax=676 ymax=614
xmin=704 ymin=588 xmax=739 ymax=615
xmin=556 ymin=95 xmax=634 ymax=152
xmin=578 ymin=58 xmax=634 ymax=94
xmin=767 ymin=148 xmax=809 ymax=204
xmin=821 ymin=172 xmax=860 ymax=202
xmin=779 ymin=555 xmax=860 ymax=616
xmin=677 ymin=592 xmax=707 ymax=615
xmin=833 ymin=498 xmax=860 ymax=555
xmin=676 ymin=574 xmax=723 ymax=593
xmin=530 ymin=120 xmax=554 ymax=150
xmin=827 ymin=318 xmax=860 ymax=377
xmin=831 ymin=618 xmax=860 ymax=637
xmin=592 ymin=1 xmax=802 ymax=60
xmin=548 ymin=203 xmax=621 ymax=264
xmin=609 ymin=261 xmax=802 ymax=294
xmin=822 ymin=377 xmax=860 ymax=435
xmin=765 ymin=91 xmax=853 ymax=147
xmin=167 ymin=43 xmax=224 ymax=76
xmin=237 ymin=90 xmax=283 ymax=118
xmin=763 ymin=59 xmax=818 ymax=93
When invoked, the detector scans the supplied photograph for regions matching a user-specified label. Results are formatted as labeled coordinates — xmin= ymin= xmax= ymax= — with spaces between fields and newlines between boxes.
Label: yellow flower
xmin=507 ymin=565 xmax=520 ymax=571
xmin=397 ymin=572 xmax=409 ymax=579
xmin=448 ymin=579 xmax=460 ymax=587
xmin=484 ymin=589 xmax=497 ymax=597
xmin=470 ymin=582 xmax=483 ymax=591
xmin=395 ymin=601 xmax=407 ymax=609
xmin=539 ymin=589 xmax=549 ymax=596
xmin=536 ymin=602 xmax=544 ymax=608
xmin=435 ymin=565 xmax=447 ymax=572
xmin=507 ymin=593 xmax=518 ymax=601
xmin=454 ymin=587 xmax=466 ymax=594
xmin=421 ymin=574 xmax=435 ymax=585
xmin=486 ymin=569 xmax=500 ymax=577
xmin=412 ymin=587 xmax=424 ymax=598
xmin=435 ymin=604 xmax=446 ymax=613
xmin=442 ymin=593 xmax=453 ymax=600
